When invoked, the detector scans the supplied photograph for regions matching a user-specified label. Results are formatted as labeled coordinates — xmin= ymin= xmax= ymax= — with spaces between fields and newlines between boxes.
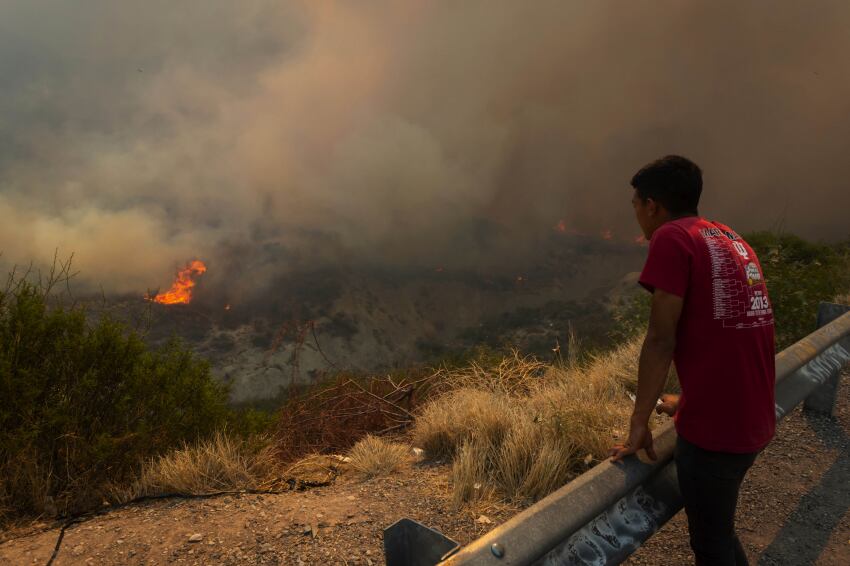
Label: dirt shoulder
xmin=0 ymin=462 xmax=517 ymax=566
xmin=3 ymin=372 xmax=849 ymax=565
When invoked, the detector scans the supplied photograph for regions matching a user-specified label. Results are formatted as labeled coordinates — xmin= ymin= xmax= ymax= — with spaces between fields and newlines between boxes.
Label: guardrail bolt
xmin=490 ymin=543 xmax=505 ymax=558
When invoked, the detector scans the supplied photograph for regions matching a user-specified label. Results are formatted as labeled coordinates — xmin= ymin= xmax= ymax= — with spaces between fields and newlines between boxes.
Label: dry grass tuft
xmin=0 ymin=449 xmax=59 ymax=522
xmin=411 ymin=388 xmax=513 ymax=461
xmin=591 ymin=335 xmax=679 ymax=394
xmin=429 ymin=350 xmax=548 ymax=396
xmin=450 ymin=439 xmax=494 ymax=506
xmin=491 ymin=413 xmax=578 ymax=503
xmin=584 ymin=337 xmax=643 ymax=392
xmin=347 ymin=435 xmax=409 ymax=478
xmin=119 ymin=432 xmax=276 ymax=501
xmin=413 ymin=335 xmax=665 ymax=505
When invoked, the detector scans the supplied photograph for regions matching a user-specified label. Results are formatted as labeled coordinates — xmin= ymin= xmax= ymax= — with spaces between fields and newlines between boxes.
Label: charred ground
xmin=92 ymin=236 xmax=646 ymax=404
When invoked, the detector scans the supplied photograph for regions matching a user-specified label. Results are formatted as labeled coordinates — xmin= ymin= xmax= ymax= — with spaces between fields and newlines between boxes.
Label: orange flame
xmin=150 ymin=260 xmax=207 ymax=305
xmin=554 ymin=219 xmax=585 ymax=236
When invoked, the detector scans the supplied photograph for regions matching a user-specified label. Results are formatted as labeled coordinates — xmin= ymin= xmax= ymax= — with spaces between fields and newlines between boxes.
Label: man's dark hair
xmin=631 ymin=155 xmax=702 ymax=215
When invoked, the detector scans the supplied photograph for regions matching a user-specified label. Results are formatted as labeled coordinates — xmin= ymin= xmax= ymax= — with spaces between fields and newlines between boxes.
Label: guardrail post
xmin=803 ymin=302 xmax=850 ymax=417
xmin=385 ymin=518 xmax=460 ymax=566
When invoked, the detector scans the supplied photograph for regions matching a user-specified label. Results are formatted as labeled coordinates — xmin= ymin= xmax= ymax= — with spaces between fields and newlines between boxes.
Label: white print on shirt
xmin=745 ymin=262 xmax=762 ymax=285
xmin=700 ymin=227 xmax=773 ymax=329
xmin=749 ymin=290 xmax=770 ymax=314
xmin=732 ymin=241 xmax=749 ymax=259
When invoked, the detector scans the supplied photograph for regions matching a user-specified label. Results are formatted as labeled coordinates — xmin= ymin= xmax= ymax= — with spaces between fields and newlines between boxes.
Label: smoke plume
xmin=1 ymin=1 xmax=849 ymax=293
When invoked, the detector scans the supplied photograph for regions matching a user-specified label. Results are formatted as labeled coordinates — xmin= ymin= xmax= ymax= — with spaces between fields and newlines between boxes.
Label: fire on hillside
xmin=146 ymin=260 xmax=207 ymax=305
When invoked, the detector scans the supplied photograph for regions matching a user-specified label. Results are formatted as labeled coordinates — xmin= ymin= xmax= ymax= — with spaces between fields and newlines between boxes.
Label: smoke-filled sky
xmin=1 ymin=1 xmax=849 ymax=293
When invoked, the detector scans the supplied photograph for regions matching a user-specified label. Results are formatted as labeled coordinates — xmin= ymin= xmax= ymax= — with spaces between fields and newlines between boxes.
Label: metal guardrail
xmin=384 ymin=302 xmax=850 ymax=566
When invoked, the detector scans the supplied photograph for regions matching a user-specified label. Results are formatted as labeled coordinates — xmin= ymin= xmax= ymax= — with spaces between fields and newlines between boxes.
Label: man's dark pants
xmin=675 ymin=436 xmax=759 ymax=566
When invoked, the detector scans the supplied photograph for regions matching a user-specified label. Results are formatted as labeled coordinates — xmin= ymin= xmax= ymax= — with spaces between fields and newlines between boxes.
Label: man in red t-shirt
xmin=609 ymin=155 xmax=775 ymax=566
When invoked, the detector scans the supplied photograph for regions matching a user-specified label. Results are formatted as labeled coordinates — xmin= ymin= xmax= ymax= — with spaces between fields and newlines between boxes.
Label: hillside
xmin=100 ymin=238 xmax=645 ymax=404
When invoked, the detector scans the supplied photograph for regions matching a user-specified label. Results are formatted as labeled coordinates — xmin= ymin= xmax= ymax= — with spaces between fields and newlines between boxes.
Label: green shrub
xmin=609 ymin=292 xmax=651 ymax=342
xmin=746 ymin=232 xmax=850 ymax=348
xmin=0 ymin=277 xmax=238 ymax=520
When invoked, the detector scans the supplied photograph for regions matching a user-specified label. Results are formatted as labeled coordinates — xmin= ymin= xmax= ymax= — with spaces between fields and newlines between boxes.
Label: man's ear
xmin=646 ymin=198 xmax=658 ymax=216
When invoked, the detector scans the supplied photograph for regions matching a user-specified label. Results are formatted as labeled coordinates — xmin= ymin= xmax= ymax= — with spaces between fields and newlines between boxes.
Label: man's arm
xmin=634 ymin=288 xmax=683 ymax=422
xmin=610 ymin=288 xmax=683 ymax=462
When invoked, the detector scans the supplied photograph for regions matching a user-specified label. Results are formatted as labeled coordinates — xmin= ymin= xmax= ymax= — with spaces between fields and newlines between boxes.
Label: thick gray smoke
xmin=1 ymin=1 xmax=849 ymax=293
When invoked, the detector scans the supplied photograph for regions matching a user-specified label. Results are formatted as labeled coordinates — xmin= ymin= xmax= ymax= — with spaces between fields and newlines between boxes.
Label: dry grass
xmin=595 ymin=335 xmax=680 ymax=393
xmin=411 ymin=388 xmax=513 ymax=461
xmin=428 ymin=350 xmax=548 ymax=396
xmin=450 ymin=439 xmax=494 ymax=506
xmin=118 ymin=432 xmax=276 ymax=501
xmin=413 ymin=335 xmax=671 ymax=506
xmin=347 ymin=435 xmax=410 ymax=478
xmin=0 ymin=448 xmax=58 ymax=522
xmin=490 ymin=413 xmax=578 ymax=503
xmin=109 ymin=336 xmax=671 ymax=509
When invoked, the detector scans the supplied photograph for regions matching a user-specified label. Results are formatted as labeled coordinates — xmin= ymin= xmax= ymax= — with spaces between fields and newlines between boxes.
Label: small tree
xmin=0 ymin=259 xmax=232 ymax=520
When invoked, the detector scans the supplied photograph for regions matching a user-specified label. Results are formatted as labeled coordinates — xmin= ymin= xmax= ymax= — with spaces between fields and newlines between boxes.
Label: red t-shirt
xmin=639 ymin=217 xmax=775 ymax=453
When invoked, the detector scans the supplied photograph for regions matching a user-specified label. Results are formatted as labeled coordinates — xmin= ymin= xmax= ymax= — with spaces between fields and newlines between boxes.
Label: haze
xmin=1 ymin=1 xmax=848 ymax=293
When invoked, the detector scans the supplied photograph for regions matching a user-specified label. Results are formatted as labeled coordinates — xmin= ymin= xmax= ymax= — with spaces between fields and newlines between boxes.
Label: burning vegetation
xmin=147 ymin=260 xmax=207 ymax=305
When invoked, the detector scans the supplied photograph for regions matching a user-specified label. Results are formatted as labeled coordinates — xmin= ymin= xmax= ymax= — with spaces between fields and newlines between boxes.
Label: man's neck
xmin=668 ymin=211 xmax=699 ymax=222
